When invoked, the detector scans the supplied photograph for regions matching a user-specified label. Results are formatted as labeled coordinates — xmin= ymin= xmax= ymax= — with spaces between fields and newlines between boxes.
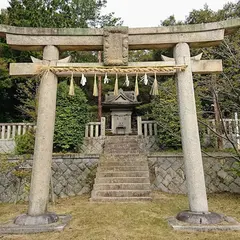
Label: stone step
xmin=105 ymin=137 xmax=139 ymax=141
xmin=100 ymin=153 xmax=145 ymax=159
xmin=92 ymin=190 xmax=151 ymax=198
xmin=95 ymin=177 xmax=150 ymax=184
xmin=104 ymin=149 xmax=140 ymax=153
xmin=93 ymin=183 xmax=151 ymax=190
xmin=96 ymin=171 xmax=149 ymax=178
xmin=100 ymin=154 xmax=146 ymax=159
xmin=97 ymin=166 xmax=149 ymax=171
xmin=90 ymin=197 xmax=152 ymax=202
xmin=99 ymin=161 xmax=147 ymax=167
xmin=104 ymin=144 xmax=139 ymax=148
xmin=104 ymin=150 xmax=141 ymax=154
xmin=105 ymin=142 xmax=138 ymax=146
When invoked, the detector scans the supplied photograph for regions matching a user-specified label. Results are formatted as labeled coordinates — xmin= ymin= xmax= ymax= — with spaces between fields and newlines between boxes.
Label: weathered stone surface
xmin=168 ymin=215 xmax=240 ymax=232
xmin=91 ymin=154 xmax=151 ymax=202
xmin=0 ymin=140 xmax=15 ymax=154
xmin=81 ymin=137 xmax=105 ymax=154
xmin=1 ymin=153 xmax=240 ymax=203
xmin=103 ymin=27 xmax=128 ymax=66
xmin=148 ymin=154 xmax=240 ymax=194
xmin=174 ymin=42 xmax=208 ymax=213
xmin=0 ymin=215 xmax=71 ymax=234
xmin=9 ymin=60 xmax=223 ymax=78
xmin=3 ymin=19 xmax=240 ymax=51
xmin=0 ymin=155 xmax=99 ymax=203
xmin=27 ymin=45 xmax=59 ymax=217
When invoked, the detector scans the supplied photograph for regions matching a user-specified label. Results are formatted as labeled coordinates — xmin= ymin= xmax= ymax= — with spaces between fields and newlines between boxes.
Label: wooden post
xmin=98 ymin=51 xmax=102 ymax=121
xmin=212 ymin=74 xmax=223 ymax=150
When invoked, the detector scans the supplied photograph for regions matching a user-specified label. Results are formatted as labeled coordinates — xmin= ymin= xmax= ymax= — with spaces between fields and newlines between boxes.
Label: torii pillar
xmin=173 ymin=43 xmax=222 ymax=224
xmin=14 ymin=45 xmax=64 ymax=225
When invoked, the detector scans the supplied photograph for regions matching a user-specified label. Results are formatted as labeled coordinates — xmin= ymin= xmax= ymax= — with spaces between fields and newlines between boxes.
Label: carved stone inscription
xmin=104 ymin=27 xmax=128 ymax=66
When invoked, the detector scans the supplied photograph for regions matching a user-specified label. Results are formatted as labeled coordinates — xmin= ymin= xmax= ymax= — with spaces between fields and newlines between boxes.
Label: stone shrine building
xmin=103 ymin=88 xmax=140 ymax=135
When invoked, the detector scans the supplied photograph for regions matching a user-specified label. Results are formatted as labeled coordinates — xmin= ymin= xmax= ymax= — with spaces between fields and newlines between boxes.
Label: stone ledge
xmin=0 ymin=214 xmax=71 ymax=234
xmin=168 ymin=215 xmax=240 ymax=232
xmin=1 ymin=19 xmax=240 ymax=37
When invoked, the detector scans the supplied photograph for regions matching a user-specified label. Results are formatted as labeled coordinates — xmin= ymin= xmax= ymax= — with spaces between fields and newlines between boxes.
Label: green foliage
xmin=15 ymin=129 xmax=35 ymax=155
xmin=142 ymin=78 xmax=205 ymax=150
xmin=16 ymin=77 xmax=39 ymax=121
xmin=0 ymin=0 xmax=122 ymax=123
xmin=160 ymin=15 xmax=183 ymax=26
xmin=185 ymin=4 xmax=219 ymax=24
xmin=146 ymin=79 xmax=181 ymax=150
xmin=5 ymin=0 xmax=121 ymax=28
xmin=54 ymin=81 xmax=90 ymax=152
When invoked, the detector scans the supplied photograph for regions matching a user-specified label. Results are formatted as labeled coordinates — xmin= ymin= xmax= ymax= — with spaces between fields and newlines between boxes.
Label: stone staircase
xmin=103 ymin=135 xmax=142 ymax=154
xmin=90 ymin=136 xmax=152 ymax=202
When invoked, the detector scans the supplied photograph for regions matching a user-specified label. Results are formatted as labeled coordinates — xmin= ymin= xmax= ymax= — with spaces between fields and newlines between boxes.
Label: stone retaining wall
xmin=0 ymin=153 xmax=240 ymax=203
xmin=148 ymin=153 xmax=240 ymax=194
xmin=0 ymin=140 xmax=15 ymax=154
xmin=0 ymin=154 xmax=99 ymax=203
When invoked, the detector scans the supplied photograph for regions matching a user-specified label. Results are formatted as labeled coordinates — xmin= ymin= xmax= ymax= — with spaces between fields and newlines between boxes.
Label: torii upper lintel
xmin=0 ymin=18 xmax=239 ymax=52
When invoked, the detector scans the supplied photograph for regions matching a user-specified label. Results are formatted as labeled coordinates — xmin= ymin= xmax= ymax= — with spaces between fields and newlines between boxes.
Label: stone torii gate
xmin=1 ymin=19 xmax=240 ymax=230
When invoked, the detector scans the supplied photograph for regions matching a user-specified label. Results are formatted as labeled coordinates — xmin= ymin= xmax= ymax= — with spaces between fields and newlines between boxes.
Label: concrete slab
xmin=0 ymin=215 xmax=71 ymax=234
xmin=168 ymin=215 xmax=240 ymax=232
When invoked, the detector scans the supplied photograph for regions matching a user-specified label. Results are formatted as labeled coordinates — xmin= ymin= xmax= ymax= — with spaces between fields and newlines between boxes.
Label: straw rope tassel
xmin=93 ymin=74 xmax=98 ymax=97
xmin=150 ymin=73 xmax=159 ymax=96
xmin=134 ymin=73 xmax=139 ymax=96
xmin=114 ymin=73 xmax=119 ymax=96
xmin=69 ymin=72 xmax=75 ymax=96
xmin=125 ymin=74 xmax=129 ymax=87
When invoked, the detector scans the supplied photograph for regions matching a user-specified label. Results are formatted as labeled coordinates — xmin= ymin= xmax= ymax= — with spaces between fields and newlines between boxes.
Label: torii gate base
xmin=1 ymin=19 xmax=240 ymax=233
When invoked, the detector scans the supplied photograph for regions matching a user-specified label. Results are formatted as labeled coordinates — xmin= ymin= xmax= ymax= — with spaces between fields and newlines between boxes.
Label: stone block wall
xmin=148 ymin=153 xmax=240 ymax=194
xmin=0 ymin=140 xmax=15 ymax=154
xmin=0 ymin=154 xmax=99 ymax=203
xmin=1 ymin=152 xmax=240 ymax=203
xmin=81 ymin=137 xmax=105 ymax=154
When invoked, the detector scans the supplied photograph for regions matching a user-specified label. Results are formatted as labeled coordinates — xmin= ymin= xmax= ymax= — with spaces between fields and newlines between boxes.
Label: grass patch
xmin=0 ymin=192 xmax=240 ymax=240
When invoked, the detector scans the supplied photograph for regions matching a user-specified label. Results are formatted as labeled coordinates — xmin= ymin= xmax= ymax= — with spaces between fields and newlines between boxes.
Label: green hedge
xmin=53 ymin=81 xmax=90 ymax=152
xmin=15 ymin=80 xmax=90 ymax=154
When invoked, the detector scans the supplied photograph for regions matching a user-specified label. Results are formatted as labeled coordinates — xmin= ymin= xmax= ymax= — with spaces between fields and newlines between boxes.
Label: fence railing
xmin=1 ymin=117 xmax=239 ymax=141
xmin=137 ymin=117 xmax=158 ymax=137
xmin=85 ymin=117 xmax=106 ymax=138
xmin=206 ymin=119 xmax=240 ymax=135
xmin=0 ymin=123 xmax=35 ymax=140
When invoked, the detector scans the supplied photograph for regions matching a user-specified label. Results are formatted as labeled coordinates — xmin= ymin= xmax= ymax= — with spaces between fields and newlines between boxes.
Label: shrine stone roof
xmin=103 ymin=89 xmax=140 ymax=107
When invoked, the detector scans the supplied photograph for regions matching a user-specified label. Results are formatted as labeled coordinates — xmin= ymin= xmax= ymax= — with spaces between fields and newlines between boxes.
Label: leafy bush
xmin=54 ymin=81 xmax=90 ymax=152
xmin=15 ymin=129 xmax=35 ymax=154
xmin=145 ymin=78 xmax=204 ymax=150
xmin=150 ymin=80 xmax=181 ymax=150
